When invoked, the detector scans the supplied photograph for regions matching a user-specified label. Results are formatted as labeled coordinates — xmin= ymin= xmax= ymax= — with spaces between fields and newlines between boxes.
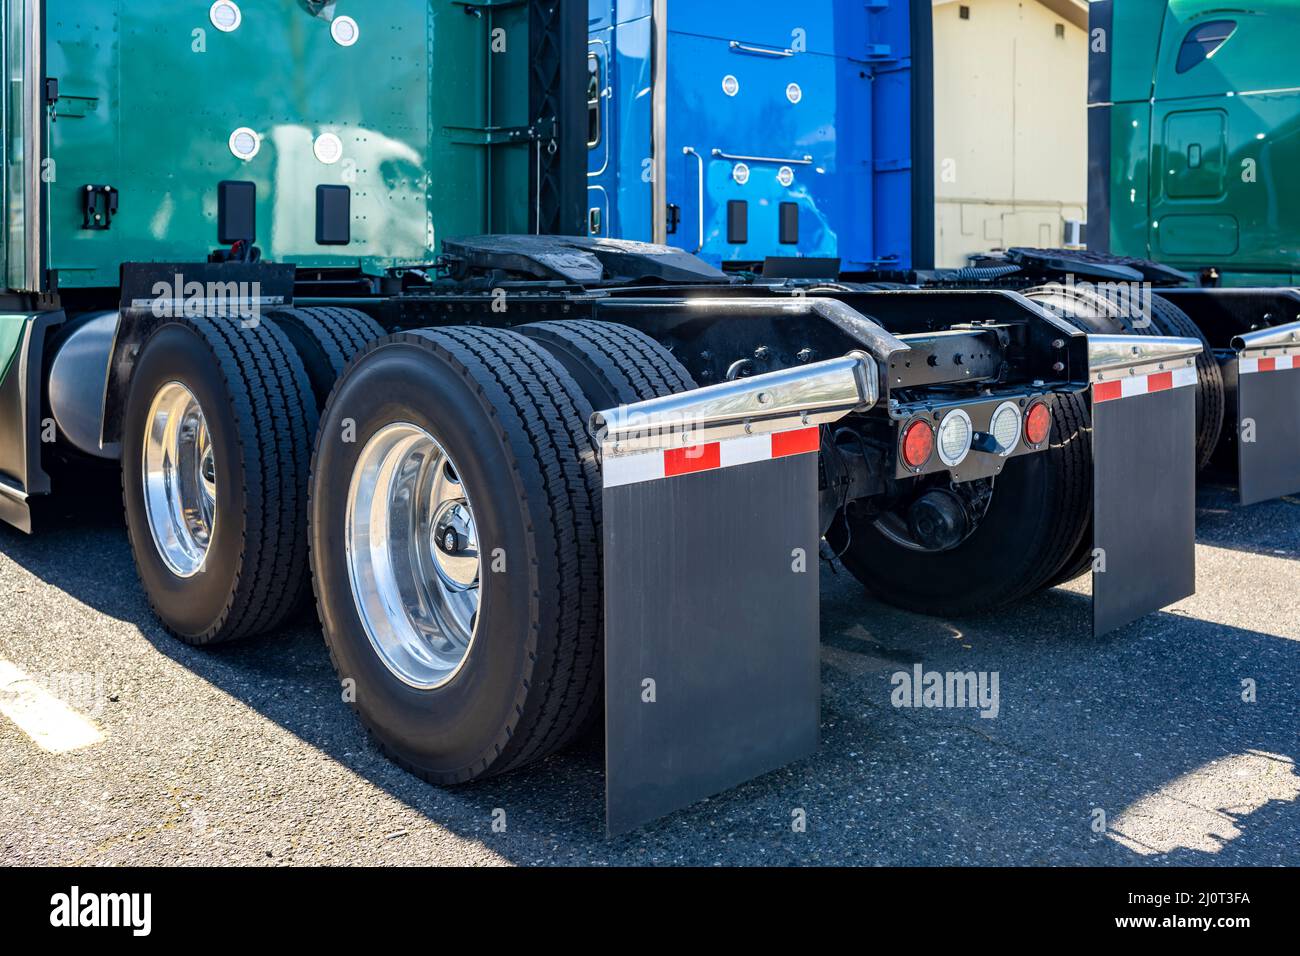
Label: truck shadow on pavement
xmin=1194 ymin=481 xmax=1300 ymax=562
xmin=1 ymin=479 xmax=1297 ymax=865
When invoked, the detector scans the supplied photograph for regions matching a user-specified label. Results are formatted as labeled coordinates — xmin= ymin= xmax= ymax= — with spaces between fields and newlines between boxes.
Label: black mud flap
xmin=1091 ymin=375 xmax=1197 ymax=637
xmin=602 ymin=438 xmax=821 ymax=836
xmin=1231 ymin=356 xmax=1300 ymax=506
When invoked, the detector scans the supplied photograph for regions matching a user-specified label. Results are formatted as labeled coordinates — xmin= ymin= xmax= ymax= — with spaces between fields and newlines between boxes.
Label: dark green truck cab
xmin=1090 ymin=0 xmax=1300 ymax=286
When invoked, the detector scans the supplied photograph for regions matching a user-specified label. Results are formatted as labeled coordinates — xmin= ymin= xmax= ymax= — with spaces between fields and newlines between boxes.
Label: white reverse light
xmin=990 ymin=402 xmax=1023 ymax=457
xmin=210 ymin=1 xmax=241 ymax=32
xmin=314 ymin=132 xmax=344 ymax=165
xmin=229 ymin=127 xmax=261 ymax=161
xmin=937 ymin=408 xmax=973 ymax=466
xmin=331 ymin=16 xmax=360 ymax=47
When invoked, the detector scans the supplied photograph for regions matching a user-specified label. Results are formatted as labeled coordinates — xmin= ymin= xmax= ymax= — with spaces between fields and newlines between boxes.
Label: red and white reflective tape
xmin=602 ymin=425 xmax=820 ymax=488
xmin=1093 ymin=366 xmax=1197 ymax=404
xmin=1239 ymin=354 xmax=1298 ymax=375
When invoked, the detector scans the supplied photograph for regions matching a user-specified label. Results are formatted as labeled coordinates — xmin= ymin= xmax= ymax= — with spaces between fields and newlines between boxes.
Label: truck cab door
xmin=1149 ymin=3 xmax=1300 ymax=276
xmin=586 ymin=41 xmax=611 ymax=238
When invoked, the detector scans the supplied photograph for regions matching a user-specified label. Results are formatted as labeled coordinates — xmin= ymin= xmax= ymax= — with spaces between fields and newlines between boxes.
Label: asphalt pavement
xmin=1 ymin=479 xmax=1296 ymax=866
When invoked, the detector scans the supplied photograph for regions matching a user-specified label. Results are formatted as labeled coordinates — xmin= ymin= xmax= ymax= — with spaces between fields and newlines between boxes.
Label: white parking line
xmin=0 ymin=659 xmax=105 ymax=753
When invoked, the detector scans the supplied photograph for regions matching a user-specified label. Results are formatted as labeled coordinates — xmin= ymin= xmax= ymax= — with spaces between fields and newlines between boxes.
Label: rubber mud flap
xmin=602 ymin=444 xmax=821 ymax=836
xmin=1232 ymin=357 xmax=1300 ymax=506
xmin=1091 ymin=380 xmax=1197 ymax=637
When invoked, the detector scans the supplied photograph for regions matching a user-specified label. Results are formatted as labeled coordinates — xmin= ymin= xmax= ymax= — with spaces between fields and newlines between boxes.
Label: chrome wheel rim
xmin=142 ymin=382 xmax=217 ymax=578
xmin=345 ymin=423 xmax=481 ymax=689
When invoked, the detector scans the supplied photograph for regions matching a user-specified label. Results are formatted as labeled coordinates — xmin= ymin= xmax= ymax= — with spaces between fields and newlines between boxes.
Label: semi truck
xmin=2 ymin=0 xmax=1209 ymax=833
xmin=589 ymin=0 xmax=1300 ymax=508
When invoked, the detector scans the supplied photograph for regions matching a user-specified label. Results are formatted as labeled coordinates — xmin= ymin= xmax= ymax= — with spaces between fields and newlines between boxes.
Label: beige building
xmin=932 ymin=0 xmax=1089 ymax=267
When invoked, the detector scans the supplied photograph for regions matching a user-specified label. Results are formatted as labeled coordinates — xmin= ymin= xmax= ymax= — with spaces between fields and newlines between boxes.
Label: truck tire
xmin=121 ymin=315 xmax=317 ymax=644
xmin=517 ymin=319 xmax=696 ymax=408
xmin=1025 ymin=284 xmax=1223 ymax=472
xmin=1148 ymin=295 xmax=1224 ymax=472
xmin=309 ymin=327 xmax=603 ymax=784
xmin=825 ymin=392 xmax=1094 ymax=615
xmin=267 ymin=306 xmax=387 ymax=410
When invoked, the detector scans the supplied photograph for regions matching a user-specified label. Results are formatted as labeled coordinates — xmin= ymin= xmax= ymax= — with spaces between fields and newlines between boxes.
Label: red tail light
xmin=900 ymin=419 xmax=934 ymax=469
xmin=1025 ymin=402 xmax=1052 ymax=446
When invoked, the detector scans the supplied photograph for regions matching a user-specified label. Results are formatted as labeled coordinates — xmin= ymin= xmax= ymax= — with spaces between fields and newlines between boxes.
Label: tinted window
xmin=1176 ymin=20 xmax=1236 ymax=74
xmin=587 ymin=55 xmax=601 ymax=149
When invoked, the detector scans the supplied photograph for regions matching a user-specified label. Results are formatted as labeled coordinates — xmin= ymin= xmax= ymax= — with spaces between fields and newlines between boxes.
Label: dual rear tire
xmin=121 ymin=308 xmax=383 ymax=644
xmin=309 ymin=322 xmax=694 ymax=782
xmin=122 ymin=311 xmax=693 ymax=779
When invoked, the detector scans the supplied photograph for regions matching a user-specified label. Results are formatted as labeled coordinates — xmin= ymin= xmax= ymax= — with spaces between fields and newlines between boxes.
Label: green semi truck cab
xmin=1089 ymin=0 xmax=1300 ymax=286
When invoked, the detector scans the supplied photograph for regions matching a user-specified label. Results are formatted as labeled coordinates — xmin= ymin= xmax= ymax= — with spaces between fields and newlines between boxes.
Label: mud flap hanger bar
xmin=1227 ymin=321 xmax=1300 ymax=506
xmin=1086 ymin=333 xmax=1203 ymax=638
xmin=597 ymin=340 xmax=881 ymax=836
xmin=595 ymin=351 xmax=878 ymax=454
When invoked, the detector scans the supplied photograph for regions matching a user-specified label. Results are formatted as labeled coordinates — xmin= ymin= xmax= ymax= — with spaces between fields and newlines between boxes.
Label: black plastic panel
xmin=780 ymin=202 xmax=799 ymax=245
xmin=316 ymin=185 xmax=351 ymax=246
xmin=727 ymin=200 xmax=748 ymax=245
xmin=217 ymin=181 xmax=256 ymax=245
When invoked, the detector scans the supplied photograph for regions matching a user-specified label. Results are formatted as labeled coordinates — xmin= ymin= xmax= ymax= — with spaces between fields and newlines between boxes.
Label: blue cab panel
xmin=587 ymin=0 xmax=921 ymax=273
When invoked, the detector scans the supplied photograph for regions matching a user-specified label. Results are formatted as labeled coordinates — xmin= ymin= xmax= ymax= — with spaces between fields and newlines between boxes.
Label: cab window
xmin=1175 ymin=20 xmax=1236 ymax=74
xmin=587 ymin=54 xmax=602 ymax=149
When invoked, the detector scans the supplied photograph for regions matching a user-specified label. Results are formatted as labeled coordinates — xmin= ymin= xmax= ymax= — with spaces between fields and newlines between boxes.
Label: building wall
xmin=932 ymin=0 xmax=1088 ymax=267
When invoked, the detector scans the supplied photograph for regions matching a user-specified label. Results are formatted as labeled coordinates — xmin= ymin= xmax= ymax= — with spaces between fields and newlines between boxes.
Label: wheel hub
xmin=345 ymin=424 xmax=481 ymax=689
xmin=141 ymin=382 xmax=217 ymax=578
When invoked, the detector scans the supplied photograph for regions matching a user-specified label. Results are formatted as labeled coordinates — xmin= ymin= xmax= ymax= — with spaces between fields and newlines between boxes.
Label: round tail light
xmin=1025 ymin=401 xmax=1052 ymax=446
xmin=990 ymin=402 xmax=1023 ymax=456
xmin=901 ymin=419 xmax=934 ymax=469
xmin=936 ymin=409 xmax=973 ymax=466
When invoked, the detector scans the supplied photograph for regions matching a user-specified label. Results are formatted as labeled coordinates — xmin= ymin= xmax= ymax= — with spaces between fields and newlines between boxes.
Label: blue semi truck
xmin=586 ymin=0 xmax=928 ymax=273
xmin=588 ymin=0 xmax=1300 ymax=506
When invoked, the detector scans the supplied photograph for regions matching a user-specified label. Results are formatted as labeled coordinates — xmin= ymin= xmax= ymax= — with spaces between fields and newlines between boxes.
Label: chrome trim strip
xmin=594 ymin=352 xmax=877 ymax=456
xmin=1087 ymin=334 xmax=1202 ymax=384
xmin=682 ymin=146 xmax=704 ymax=253
xmin=712 ymin=148 xmax=813 ymax=166
xmin=1231 ymin=320 xmax=1300 ymax=356
xmin=651 ymin=0 xmax=668 ymax=244
xmin=729 ymin=40 xmax=794 ymax=58
xmin=23 ymin=0 xmax=43 ymax=291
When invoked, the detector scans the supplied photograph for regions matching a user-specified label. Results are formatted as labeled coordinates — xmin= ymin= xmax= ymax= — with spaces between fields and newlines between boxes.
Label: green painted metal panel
xmin=1105 ymin=102 xmax=1151 ymax=260
xmin=1104 ymin=0 xmax=1300 ymax=283
xmin=1104 ymin=2 xmax=1168 ymax=104
xmin=43 ymin=1 xmax=525 ymax=288
xmin=0 ymin=311 xmax=27 ymax=381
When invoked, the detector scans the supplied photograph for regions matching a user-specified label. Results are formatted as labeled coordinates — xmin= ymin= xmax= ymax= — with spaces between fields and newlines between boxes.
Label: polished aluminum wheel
xmin=142 ymin=382 xmax=218 ymax=578
xmin=345 ymin=423 xmax=481 ymax=689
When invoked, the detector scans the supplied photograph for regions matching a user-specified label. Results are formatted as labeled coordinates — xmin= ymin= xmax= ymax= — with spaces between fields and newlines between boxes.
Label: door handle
xmin=729 ymin=40 xmax=795 ymax=58
xmin=711 ymin=149 xmax=813 ymax=166
xmin=683 ymin=147 xmax=705 ymax=254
